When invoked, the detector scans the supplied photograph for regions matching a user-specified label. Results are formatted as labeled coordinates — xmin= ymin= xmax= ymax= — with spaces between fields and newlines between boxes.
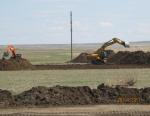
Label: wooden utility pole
xmin=70 ymin=11 xmax=73 ymax=60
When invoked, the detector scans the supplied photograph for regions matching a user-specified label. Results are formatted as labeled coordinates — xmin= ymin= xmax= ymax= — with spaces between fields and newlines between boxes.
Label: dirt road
xmin=0 ymin=105 xmax=150 ymax=116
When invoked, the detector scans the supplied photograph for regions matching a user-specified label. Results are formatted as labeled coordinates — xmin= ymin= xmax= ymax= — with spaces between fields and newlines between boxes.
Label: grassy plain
xmin=0 ymin=69 xmax=150 ymax=94
xmin=0 ymin=42 xmax=150 ymax=93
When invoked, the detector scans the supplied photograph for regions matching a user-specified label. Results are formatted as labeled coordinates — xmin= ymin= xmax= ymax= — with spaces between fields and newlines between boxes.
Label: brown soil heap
xmin=14 ymin=86 xmax=95 ymax=106
xmin=70 ymin=53 xmax=90 ymax=63
xmin=0 ymin=89 xmax=14 ymax=107
xmin=0 ymin=84 xmax=150 ymax=107
xmin=70 ymin=50 xmax=115 ymax=63
xmin=70 ymin=51 xmax=150 ymax=64
xmin=0 ymin=58 xmax=33 ymax=70
xmin=108 ymin=51 xmax=150 ymax=64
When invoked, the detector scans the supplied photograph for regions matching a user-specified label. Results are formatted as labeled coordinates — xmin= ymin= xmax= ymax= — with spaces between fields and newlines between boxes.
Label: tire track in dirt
xmin=1 ymin=105 xmax=150 ymax=116
xmin=1 ymin=111 xmax=150 ymax=116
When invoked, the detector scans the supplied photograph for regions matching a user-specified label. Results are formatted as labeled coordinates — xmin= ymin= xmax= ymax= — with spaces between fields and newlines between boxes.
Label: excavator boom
xmin=95 ymin=38 xmax=129 ymax=54
xmin=7 ymin=45 xmax=16 ymax=58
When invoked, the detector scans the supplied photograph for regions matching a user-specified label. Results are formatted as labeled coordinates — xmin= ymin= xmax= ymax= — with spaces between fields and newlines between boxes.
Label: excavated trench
xmin=0 ymin=84 xmax=150 ymax=107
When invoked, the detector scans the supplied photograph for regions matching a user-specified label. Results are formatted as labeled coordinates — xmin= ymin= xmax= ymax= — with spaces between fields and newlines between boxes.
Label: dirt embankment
xmin=70 ymin=53 xmax=90 ymax=63
xmin=70 ymin=51 xmax=150 ymax=64
xmin=108 ymin=51 xmax=150 ymax=64
xmin=0 ymin=84 xmax=150 ymax=107
xmin=0 ymin=58 xmax=33 ymax=70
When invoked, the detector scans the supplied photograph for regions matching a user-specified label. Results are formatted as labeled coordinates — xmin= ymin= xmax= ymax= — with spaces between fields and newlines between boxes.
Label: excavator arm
xmin=7 ymin=45 xmax=16 ymax=58
xmin=95 ymin=38 xmax=129 ymax=54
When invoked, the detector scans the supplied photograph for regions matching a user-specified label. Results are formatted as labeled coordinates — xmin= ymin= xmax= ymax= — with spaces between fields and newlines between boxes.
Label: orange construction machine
xmin=2 ymin=45 xmax=22 ymax=60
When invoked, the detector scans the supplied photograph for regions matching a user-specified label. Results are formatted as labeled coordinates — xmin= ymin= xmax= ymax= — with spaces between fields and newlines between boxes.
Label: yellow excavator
xmin=87 ymin=38 xmax=130 ymax=64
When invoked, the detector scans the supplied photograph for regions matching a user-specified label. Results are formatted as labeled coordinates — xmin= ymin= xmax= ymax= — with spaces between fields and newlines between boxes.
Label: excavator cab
xmin=90 ymin=50 xmax=114 ymax=64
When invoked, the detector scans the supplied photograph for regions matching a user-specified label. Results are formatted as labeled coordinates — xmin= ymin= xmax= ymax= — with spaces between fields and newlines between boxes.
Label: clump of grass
xmin=124 ymin=78 xmax=137 ymax=86
xmin=115 ymin=78 xmax=137 ymax=87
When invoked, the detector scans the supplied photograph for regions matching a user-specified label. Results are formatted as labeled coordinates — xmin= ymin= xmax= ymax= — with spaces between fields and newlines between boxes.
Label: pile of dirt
xmin=70 ymin=50 xmax=115 ymax=63
xmin=14 ymin=86 xmax=95 ymax=106
xmin=13 ymin=84 xmax=150 ymax=105
xmin=0 ymin=57 xmax=33 ymax=70
xmin=70 ymin=51 xmax=150 ymax=64
xmin=0 ymin=89 xmax=14 ymax=107
xmin=70 ymin=53 xmax=90 ymax=63
xmin=108 ymin=51 xmax=150 ymax=64
xmin=0 ymin=84 xmax=150 ymax=107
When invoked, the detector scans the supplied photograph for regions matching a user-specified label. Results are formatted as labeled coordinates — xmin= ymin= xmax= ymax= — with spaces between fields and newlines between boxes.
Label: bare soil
xmin=70 ymin=51 xmax=150 ymax=65
xmin=0 ymin=57 xmax=33 ymax=70
xmin=0 ymin=84 xmax=150 ymax=108
xmin=34 ymin=64 xmax=150 ymax=70
xmin=108 ymin=51 xmax=150 ymax=64
xmin=70 ymin=52 xmax=90 ymax=63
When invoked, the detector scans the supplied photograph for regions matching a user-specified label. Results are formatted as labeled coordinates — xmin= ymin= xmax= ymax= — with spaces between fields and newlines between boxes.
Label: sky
xmin=0 ymin=0 xmax=150 ymax=45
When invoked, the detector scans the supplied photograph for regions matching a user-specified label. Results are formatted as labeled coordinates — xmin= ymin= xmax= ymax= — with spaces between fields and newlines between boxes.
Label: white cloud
xmin=99 ymin=21 xmax=113 ymax=27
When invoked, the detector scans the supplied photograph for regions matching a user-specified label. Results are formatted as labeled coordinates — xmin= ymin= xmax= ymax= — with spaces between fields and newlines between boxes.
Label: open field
xmin=0 ymin=69 xmax=150 ymax=94
xmin=0 ymin=42 xmax=150 ymax=113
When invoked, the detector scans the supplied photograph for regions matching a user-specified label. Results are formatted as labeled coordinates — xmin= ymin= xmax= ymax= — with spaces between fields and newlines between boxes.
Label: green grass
xmin=17 ymin=48 xmax=82 ymax=64
xmin=0 ymin=69 xmax=150 ymax=94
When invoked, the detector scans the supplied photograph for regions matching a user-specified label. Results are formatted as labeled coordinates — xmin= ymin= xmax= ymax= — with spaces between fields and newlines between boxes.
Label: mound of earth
xmin=14 ymin=86 xmax=95 ymax=106
xmin=70 ymin=53 xmax=90 ymax=63
xmin=14 ymin=84 xmax=150 ymax=105
xmin=0 ymin=57 xmax=33 ymax=70
xmin=0 ymin=84 xmax=150 ymax=107
xmin=0 ymin=89 xmax=14 ymax=107
xmin=70 ymin=50 xmax=115 ymax=63
xmin=108 ymin=51 xmax=150 ymax=64
xmin=70 ymin=50 xmax=150 ymax=64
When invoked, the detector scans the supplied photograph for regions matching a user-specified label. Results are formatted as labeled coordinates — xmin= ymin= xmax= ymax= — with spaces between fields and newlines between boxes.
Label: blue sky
xmin=0 ymin=0 xmax=150 ymax=45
